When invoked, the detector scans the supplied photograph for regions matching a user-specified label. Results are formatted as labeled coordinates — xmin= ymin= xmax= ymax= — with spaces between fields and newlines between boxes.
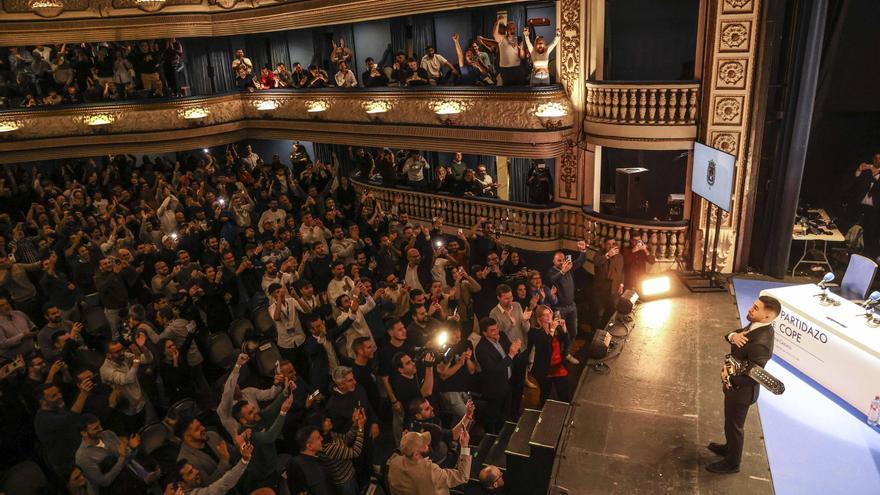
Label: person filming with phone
xmin=591 ymin=239 xmax=624 ymax=330
xmin=623 ymin=234 xmax=656 ymax=290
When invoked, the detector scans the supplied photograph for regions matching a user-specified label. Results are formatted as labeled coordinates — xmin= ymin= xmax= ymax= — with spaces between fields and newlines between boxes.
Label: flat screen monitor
xmin=691 ymin=142 xmax=736 ymax=212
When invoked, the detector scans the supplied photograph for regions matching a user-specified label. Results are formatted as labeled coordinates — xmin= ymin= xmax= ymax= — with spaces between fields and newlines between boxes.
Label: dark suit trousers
xmin=537 ymin=375 xmax=570 ymax=407
xmin=591 ymin=286 xmax=618 ymax=330
xmin=481 ymin=393 xmax=511 ymax=435
xmin=723 ymin=389 xmax=753 ymax=467
xmin=509 ymin=353 xmax=528 ymax=420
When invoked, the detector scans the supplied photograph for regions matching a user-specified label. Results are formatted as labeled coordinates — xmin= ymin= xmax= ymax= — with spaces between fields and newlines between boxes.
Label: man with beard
xmin=37 ymin=304 xmax=82 ymax=361
xmin=176 ymin=416 xmax=237 ymax=485
xmin=34 ymin=383 xmax=88 ymax=474
xmin=99 ymin=332 xmax=153 ymax=434
xmin=218 ymin=354 xmax=283 ymax=438
xmin=171 ymin=432 xmax=252 ymax=495
xmin=75 ymin=413 xmax=144 ymax=494
xmin=547 ymin=241 xmax=588 ymax=364
xmin=231 ymin=379 xmax=294 ymax=492
xmin=303 ymin=242 xmax=333 ymax=292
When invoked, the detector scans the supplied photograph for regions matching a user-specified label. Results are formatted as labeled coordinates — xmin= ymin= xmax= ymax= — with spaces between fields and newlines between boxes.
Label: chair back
xmin=166 ymin=398 xmax=201 ymax=424
xmin=255 ymin=341 xmax=282 ymax=377
xmin=138 ymin=422 xmax=173 ymax=455
xmin=0 ymin=461 xmax=48 ymax=495
xmin=206 ymin=332 xmax=236 ymax=369
xmin=229 ymin=318 xmax=254 ymax=347
xmin=251 ymin=305 xmax=275 ymax=334
xmin=840 ymin=253 xmax=878 ymax=300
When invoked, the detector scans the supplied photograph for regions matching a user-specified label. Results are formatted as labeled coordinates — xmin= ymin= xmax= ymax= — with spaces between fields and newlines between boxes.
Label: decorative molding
xmin=719 ymin=21 xmax=751 ymax=52
xmin=698 ymin=0 xmax=762 ymax=272
xmin=558 ymin=0 xmax=581 ymax=98
xmin=716 ymin=58 xmax=747 ymax=88
xmin=0 ymin=0 xmax=532 ymax=45
xmin=712 ymin=95 xmax=743 ymax=125
xmin=0 ymin=88 xmax=572 ymax=162
xmin=559 ymin=139 xmax=578 ymax=200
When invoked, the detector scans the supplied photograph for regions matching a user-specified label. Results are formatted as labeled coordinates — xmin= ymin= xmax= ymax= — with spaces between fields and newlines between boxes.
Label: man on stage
xmin=707 ymin=295 xmax=781 ymax=474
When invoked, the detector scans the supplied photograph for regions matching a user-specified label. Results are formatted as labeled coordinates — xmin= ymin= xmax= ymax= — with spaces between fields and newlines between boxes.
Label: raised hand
xmin=236 ymin=353 xmax=249 ymax=367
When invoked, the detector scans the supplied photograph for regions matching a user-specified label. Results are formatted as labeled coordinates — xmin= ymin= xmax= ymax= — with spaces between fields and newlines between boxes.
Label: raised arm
xmin=452 ymin=33 xmax=465 ymax=68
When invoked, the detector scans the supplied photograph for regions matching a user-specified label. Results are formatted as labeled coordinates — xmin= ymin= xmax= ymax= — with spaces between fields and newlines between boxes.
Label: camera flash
xmin=436 ymin=331 xmax=448 ymax=347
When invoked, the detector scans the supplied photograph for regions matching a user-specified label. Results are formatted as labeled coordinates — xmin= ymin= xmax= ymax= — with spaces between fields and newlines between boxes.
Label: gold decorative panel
xmin=716 ymin=58 xmax=748 ymax=89
xmin=698 ymin=0 xmax=763 ymax=272
xmin=0 ymin=88 xmax=572 ymax=163
xmin=719 ymin=21 xmax=752 ymax=52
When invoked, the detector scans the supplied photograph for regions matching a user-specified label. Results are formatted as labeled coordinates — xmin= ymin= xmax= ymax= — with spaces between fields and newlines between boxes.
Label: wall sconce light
xmin=82 ymin=113 xmax=116 ymax=127
xmin=361 ymin=100 xmax=392 ymax=122
xmin=135 ymin=0 xmax=166 ymax=12
xmin=254 ymin=99 xmax=280 ymax=112
xmin=535 ymin=102 xmax=569 ymax=129
xmin=29 ymin=0 xmax=63 ymax=17
xmin=0 ymin=120 xmax=23 ymax=133
xmin=305 ymin=99 xmax=330 ymax=118
xmin=430 ymin=100 xmax=469 ymax=125
xmin=179 ymin=107 xmax=210 ymax=120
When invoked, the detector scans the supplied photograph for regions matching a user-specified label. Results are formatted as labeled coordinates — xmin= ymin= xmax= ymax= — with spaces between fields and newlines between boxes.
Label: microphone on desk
xmin=863 ymin=291 xmax=880 ymax=308
xmin=818 ymin=272 xmax=835 ymax=290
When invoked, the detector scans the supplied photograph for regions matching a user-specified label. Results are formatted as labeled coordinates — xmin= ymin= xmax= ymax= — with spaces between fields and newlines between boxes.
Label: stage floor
xmin=553 ymin=283 xmax=775 ymax=494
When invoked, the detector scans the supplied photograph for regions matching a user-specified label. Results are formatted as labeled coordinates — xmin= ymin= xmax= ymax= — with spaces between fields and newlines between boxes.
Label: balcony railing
xmin=0 ymin=85 xmax=572 ymax=163
xmin=585 ymin=81 xmax=700 ymax=126
xmin=583 ymin=210 xmax=688 ymax=260
xmin=352 ymin=178 xmax=688 ymax=262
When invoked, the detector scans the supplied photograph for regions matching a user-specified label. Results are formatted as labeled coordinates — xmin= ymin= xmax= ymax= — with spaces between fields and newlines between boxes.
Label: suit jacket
xmin=593 ymin=252 xmax=624 ymax=294
xmin=474 ymin=333 xmax=513 ymax=400
xmin=527 ymin=326 xmax=570 ymax=381
xmin=724 ymin=324 xmax=774 ymax=404
xmin=853 ymin=169 xmax=880 ymax=210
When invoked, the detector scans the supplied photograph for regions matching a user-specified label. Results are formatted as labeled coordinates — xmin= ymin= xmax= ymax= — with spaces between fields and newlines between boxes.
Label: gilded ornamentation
xmin=723 ymin=0 xmax=753 ymax=12
xmin=558 ymin=139 xmax=577 ymax=200
xmin=720 ymin=22 xmax=750 ymax=51
xmin=714 ymin=97 xmax=742 ymax=124
xmin=711 ymin=132 xmax=739 ymax=156
xmin=717 ymin=60 xmax=745 ymax=88
xmin=559 ymin=0 xmax=581 ymax=97
xmin=4 ymin=0 xmax=87 ymax=11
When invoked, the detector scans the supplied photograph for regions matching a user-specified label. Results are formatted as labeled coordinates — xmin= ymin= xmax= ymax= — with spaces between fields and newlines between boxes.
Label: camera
xmin=414 ymin=330 xmax=459 ymax=365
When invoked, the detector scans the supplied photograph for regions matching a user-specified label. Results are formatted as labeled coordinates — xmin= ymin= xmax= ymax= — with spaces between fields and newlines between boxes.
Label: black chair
xmin=138 ymin=422 xmax=174 ymax=455
xmin=254 ymin=341 xmax=283 ymax=378
xmin=83 ymin=305 xmax=110 ymax=338
xmin=165 ymin=398 xmax=202 ymax=424
xmin=205 ymin=332 xmax=236 ymax=369
xmin=0 ymin=461 xmax=48 ymax=495
xmin=251 ymin=305 xmax=274 ymax=335
xmin=228 ymin=318 xmax=254 ymax=347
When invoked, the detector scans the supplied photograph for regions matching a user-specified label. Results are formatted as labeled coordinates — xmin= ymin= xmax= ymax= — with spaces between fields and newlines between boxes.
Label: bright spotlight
xmin=641 ymin=275 xmax=671 ymax=297
xmin=435 ymin=331 xmax=448 ymax=347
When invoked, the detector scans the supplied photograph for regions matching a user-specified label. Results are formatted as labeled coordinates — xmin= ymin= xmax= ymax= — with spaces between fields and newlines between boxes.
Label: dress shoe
xmin=565 ymin=354 xmax=580 ymax=365
xmin=706 ymin=460 xmax=739 ymax=474
xmin=707 ymin=442 xmax=728 ymax=456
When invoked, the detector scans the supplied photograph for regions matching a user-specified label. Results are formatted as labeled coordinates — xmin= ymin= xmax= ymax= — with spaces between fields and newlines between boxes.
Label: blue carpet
xmin=731 ymin=278 xmax=880 ymax=495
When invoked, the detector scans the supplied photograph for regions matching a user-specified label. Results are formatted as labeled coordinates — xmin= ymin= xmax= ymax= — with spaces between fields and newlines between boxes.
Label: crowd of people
xmin=0 ymin=15 xmax=559 ymax=110
xmin=0 ymin=139 xmax=647 ymax=495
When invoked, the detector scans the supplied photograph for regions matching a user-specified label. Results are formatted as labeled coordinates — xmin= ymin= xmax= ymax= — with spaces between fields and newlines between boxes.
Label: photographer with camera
xmin=527 ymin=160 xmax=554 ymax=205
xmin=434 ymin=322 xmax=476 ymax=424
xmin=623 ymin=234 xmax=656 ymax=290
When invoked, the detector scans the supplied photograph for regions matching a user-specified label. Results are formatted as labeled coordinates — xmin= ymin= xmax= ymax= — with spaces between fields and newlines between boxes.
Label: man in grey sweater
xmin=171 ymin=432 xmax=253 ymax=495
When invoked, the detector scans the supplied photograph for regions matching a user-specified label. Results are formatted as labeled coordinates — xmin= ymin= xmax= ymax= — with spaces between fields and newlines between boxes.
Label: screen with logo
xmin=691 ymin=141 xmax=736 ymax=212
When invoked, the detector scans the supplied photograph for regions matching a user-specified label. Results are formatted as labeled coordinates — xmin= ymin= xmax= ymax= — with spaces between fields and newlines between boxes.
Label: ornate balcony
xmin=0 ymin=0 xmax=527 ymax=44
xmin=0 ymin=86 xmax=572 ymax=163
xmin=583 ymin=81 xmax=700 ymax=149
xmin=351 ymin=178 xmax=688 ymax=271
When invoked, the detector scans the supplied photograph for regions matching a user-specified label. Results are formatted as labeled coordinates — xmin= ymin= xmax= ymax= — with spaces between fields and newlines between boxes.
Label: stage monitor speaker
xmin=615 ymin=167 xmax=649 ymax=218
xmin=587 ymin=329 xmax=611 ymax=359
xmin=616 ymin=290 xmax=639 ymax=314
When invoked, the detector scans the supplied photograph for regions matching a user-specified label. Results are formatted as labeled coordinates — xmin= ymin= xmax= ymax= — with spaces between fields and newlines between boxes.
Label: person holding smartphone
xmin=623 ymin=234 xmax=656 ymax=290
xmin=591 ymin=239 xmax=625 ymax=330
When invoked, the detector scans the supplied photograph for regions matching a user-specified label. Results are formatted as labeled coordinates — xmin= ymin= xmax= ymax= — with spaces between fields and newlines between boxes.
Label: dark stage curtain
xmin=508 ymin=158 xmax=532 ymax=203
xmin=268 ymin=32 xmax=291 ymax=69
xmin=411 ymin=14 xmax=436 ymax=60
xmin=390 ymin=17 xmax=408 ymax=57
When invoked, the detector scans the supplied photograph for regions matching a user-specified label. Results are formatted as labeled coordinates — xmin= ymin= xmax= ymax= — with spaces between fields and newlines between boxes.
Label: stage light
xmin=435 ymin=331 xmax=448 ymax=347
xmin=254 ymin=99 xmax=280 ymax=111
xmin=180 ymin=107 xmax=209 ymax=120
xmin=641 ymin=275 xmax=671 ymax=297
xmin=306 ymin=100 xmax=330 ymax=114
xmin=0 ymin=120 xmax=22 ymax=133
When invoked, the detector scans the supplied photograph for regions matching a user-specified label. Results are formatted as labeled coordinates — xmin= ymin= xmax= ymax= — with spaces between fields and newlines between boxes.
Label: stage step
xmin=530 ymin=400 xmax=569 ymax=450
xmin=485 ymin=421 xmax=517 ymax=470
xmin=469 ymin=433 xmax=498 ymax=482
xmin=505 ymin=408 xmax=541 ymax=460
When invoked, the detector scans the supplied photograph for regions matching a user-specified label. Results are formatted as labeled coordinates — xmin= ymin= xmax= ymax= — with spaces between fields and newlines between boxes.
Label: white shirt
xmin=232 ymin=57 xmax=253 ymax=74
xmin=498 ymin=37 xmax=522 ymax=68
xmin=420 ymin=54 xmax=449 ymax=79
xmin=327 ymin=277 xmax=355 ymax=307
xmin=403 ymin=158 xmax=429 ymax=182
xmin=261 ymin=271 xmax=297 ymax=296
xmin=335 ymin=70 xmax=358 ymax=88
xmin=336 ymin=296 xmax=377 ymax=358
xmin=405 ymin=264 xmax=424 ymax=292
xmin=241 ymin=151 xmax=260 ymax=171
xmin=269 ymin=297 xmax=305 ymax=349
xmin=431 ymin=258 xmax=450 ymax=289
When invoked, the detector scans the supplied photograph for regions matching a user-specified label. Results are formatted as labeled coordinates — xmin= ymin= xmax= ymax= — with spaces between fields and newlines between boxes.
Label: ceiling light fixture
xmin=135 ymin=0 xmax=166 ymax=12
xmin=29 ymin=0 xmax=64 ymax=17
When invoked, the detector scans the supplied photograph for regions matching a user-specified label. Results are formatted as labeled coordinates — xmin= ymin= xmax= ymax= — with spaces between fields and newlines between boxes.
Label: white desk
xmin=761 ymin=284 xmax=880 ymax=416
xmin=791 ymin=208 xmax=845 ymax=276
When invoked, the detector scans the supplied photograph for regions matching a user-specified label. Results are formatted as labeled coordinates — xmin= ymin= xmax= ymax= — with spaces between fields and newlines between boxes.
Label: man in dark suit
xmin=591 ymin=239 xmax=624 ymax=329
xmin=474 ymin=317 xmax=522 ymax=433
xmin=851 ymin=157 xmax=880 ymax=256
xmin=707 ymin=295 xmax=781 ymax=474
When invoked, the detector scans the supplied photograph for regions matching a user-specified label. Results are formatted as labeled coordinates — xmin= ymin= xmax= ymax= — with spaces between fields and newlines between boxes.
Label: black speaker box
xmin=614 ymin=167 xmax=649 ymax=218
xmin=586 ymin=329 xmax=611 ymax=359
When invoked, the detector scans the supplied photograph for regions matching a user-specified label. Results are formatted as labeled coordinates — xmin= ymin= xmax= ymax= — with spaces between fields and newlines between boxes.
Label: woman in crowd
xmin=528 ymin=304 xmax=571 ymax=406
